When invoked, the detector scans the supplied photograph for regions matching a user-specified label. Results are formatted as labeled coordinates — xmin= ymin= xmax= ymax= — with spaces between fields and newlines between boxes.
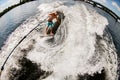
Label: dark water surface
xmin=0 ymin=1 xmax=120 ymax=80
xmin=0 ymin=1 xmax=41 ymax=49
xmin=0 ymin=1 xmax=120 ymax=56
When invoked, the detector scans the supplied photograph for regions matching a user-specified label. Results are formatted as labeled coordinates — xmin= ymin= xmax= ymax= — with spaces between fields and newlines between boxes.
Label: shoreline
xmin=0 ymin=0 xmax=35 ymax=17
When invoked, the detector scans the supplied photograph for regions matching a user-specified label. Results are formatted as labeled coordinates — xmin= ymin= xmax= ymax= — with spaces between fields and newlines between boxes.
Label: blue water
xmin=94 ymin=6 xmax=120 ymax=55
xmin=0 ymin=1 xmax=41 ymax=49
xmin=0 ymin=1 xmax=120 ymax=55
xmin=0 ymin=1 xmax=120 ymax=79
xmin=0 ymin=0 xmax=7 ymax=5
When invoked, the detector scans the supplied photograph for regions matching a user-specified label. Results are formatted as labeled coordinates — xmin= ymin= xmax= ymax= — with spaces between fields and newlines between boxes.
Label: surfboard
xmin=40 ymin=34 xmax=54 ymax=38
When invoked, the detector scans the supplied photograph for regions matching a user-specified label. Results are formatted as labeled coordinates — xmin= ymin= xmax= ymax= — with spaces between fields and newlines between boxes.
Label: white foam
xmin=0 ymin=1 xmax=118 ymax=80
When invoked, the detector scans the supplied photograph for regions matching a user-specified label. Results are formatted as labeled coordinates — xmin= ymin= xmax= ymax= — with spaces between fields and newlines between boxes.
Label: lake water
xmin=0 ymin=1 xmax=41 ymax=48
xmin=0 ymin=0 xmax=120 ymax=56
xmin=0 ymin=1 xmax=120 ymax=80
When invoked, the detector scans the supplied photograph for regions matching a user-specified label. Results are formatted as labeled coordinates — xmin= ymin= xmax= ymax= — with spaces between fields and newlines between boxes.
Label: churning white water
xmin=0 ymin=1 xmax=118 ymax=80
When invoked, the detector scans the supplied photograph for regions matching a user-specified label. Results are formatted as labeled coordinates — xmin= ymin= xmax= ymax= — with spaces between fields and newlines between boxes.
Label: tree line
xmin=0 ymin=0 xmax=35 ymax=17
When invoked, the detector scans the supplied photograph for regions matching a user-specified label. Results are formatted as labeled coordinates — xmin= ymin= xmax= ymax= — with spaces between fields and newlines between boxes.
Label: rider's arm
xmin=56 ymin=17 xmax=60 ymax=23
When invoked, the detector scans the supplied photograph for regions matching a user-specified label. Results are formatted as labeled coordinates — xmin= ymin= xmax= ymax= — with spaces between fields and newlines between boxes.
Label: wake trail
xmin=0 ymin=1 xmax=118 ymax=80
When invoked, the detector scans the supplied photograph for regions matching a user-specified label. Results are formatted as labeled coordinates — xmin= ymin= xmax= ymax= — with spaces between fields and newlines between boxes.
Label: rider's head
xmin=55 ymin=11 xmax=59 ymax=15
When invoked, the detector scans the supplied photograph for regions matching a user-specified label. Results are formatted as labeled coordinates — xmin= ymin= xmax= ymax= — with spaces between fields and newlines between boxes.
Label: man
xmin=45 ymin=11 xmax=59 ymax=35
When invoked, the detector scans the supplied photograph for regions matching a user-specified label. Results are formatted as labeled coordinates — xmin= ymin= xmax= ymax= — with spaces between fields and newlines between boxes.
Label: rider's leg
xmin=50 ymin=28 xmax=54 ymax=35
xmin=45 ymin=22 xmax=50 ymax=35
xmin=45 ymin=26 xmax=48 ymax=34
xmin=50 ymin=22 xmax=55 ymax=35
